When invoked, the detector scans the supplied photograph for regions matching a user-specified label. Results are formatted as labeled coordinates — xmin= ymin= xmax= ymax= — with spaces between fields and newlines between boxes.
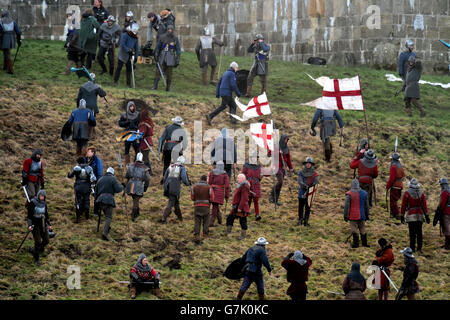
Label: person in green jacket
xmin=404 ymin=56 xmax=425 ymax=117
xmin=79 ymin=9 xmax=100 ymax=69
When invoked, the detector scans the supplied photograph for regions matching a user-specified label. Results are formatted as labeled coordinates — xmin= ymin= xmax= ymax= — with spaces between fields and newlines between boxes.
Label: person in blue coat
xmin=114 ymin=23 xmax=139 ymax=87
xmin=237 ymin=237 xmax=272 ymax=300
xmin=398 ymin=40 xmax=416 ymax=80
xmin=205 ymin=62 xmax=241 ymax=125
xmin=0 ymin=10 xmax=21 ymax=74
xmin=67 ymin=99 xmax=96 ymax=155
xmin=86 ymin=146 xmax=103 ymax=217
xmin=310 ymin=108 xmax=344 ymax=162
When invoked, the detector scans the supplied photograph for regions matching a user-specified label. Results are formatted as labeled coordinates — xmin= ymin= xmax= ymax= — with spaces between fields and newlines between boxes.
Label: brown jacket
xmin=342 ymin=277 xmax=366 ymax=300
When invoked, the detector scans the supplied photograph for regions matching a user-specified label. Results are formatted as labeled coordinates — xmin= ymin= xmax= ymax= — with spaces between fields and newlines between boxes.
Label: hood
xmin=301 ymin=167 xmax=316 ymax=178
xmin=1 ymin=10 xmax=13 ymax=24
xmin=293 ymin=250 xmax=307 ymax=266
xmin=221 ymin=128 xmax=229 ymax=138
xmin=134 ymin=253 xmax=151 ymax=272
xmin=350 ymin=179 xmax=360 ymax=193
xmin=31 ymin=149 xmax=43 ymax=161
xmin=347 ymin=262 xmax=365 ymax=284
xmin=359 ymin=138 xmax=369 ymax=151
xmin=126 ymin=102 xmax=139 ymax=121
xmin=213 ymin=162 xmax=225 ymax=175
xmin=279 ymin=134 xmax=289 ymax=154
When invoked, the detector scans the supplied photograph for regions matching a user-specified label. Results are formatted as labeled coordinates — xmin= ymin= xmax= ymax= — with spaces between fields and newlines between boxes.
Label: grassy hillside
xmin=0 ymin=39 xmax=448 ymax=300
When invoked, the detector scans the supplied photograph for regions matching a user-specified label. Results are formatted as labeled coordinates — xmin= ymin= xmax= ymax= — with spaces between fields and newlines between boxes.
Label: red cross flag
xmin=302 ymin=74 xmax=364 ymax=110
xmin=250 ymin=120 xmax=274 ymax=151
xmin=227 ymin=92 xmax=271 ymax=121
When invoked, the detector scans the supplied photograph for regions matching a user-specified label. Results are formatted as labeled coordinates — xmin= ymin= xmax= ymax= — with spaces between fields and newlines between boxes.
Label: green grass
xmin=0 ymin=39 xmax=449 ymax=300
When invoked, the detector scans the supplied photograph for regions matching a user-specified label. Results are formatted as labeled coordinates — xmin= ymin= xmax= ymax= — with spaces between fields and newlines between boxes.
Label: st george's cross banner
xmin=228 ymin=92 xmax=272 ymax=121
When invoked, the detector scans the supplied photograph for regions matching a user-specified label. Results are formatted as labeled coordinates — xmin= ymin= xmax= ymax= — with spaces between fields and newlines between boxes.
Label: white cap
xmin=107 ymin=167 xmax=115 ymax=175
xmin=255 ymin=237 xmax=269 ymax=245
xmin=136 ymin=152 xmax=143 ymax=162
xmin=230 ymin=61 xmax=238 ymax=69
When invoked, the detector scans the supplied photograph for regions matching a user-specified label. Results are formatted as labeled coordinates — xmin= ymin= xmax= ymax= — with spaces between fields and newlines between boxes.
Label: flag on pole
xmin=227 ymin=92 xmax=271 ymax=122
xmin=302 ymin=74 xmax=364 ymax=110
xmin=250 ymin=120 xmax=274 ymax=151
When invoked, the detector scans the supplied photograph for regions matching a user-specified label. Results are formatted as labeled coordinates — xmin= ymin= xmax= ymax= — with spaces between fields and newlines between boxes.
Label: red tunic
xmin=22 ymin=158 xmax=44 ymax=183
xmin=350 ymin=158 xmax=378 ymax=184
xmin=208 ymin=171 xmax=230 ymax=205
xmin=138 ymin=120 xmax=154 ymax=151
xmin=386 ymin=163 xmax=405 ymax=190
xmin=241 ymin=164 xmax=262 ymax=198
xmin=130 ymin=266 xmax=157 ymax=281
xmin=231 ymin=182 xmax=250 ymax=217
xmin=440 ymin=190 xmax=450 ymax=215
xmin=401 ymin=191 xmax=428 ymax=219
xmin=281 ymin=257 xmax=312 ymax=296
xmin=374 ymin=246 xmax=395 ymax=291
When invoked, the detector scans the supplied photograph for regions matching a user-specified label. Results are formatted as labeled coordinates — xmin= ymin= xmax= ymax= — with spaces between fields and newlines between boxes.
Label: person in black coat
xmin=94 ymin=167 xmax=124 ymax=241
xmin=92 ymin=0 xmax=109 ymax=25
xmin=118 ymin=101 xmax=140 ymax=167
xmin=27 ymin=190 xmax=52 ymax=266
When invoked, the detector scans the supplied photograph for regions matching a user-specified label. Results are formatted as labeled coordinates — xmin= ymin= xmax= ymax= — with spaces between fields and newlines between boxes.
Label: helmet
xmin=130 ymin=23 xmax=139 ymax=35
xmin=255 ymin=34 xmax=264 ymax=40
xmin=176 ymin=156 xmax=185 ymax=165
xmin=254 ymin=237 xmax=269 ymax=245
xmin=107 ymin=15 xmax=116 ymax=22
xmin=126 ymin=11 xmax=133 ymax=18
xmin=204 ymin=27 xmax=210 ymax=36
xmin=405 ymin=39 xmax=414 ymax=48
xmin=136 ymin=152 xmax=143 ymax=162
xmin=89 ymin=73 xmax=96 ymax=81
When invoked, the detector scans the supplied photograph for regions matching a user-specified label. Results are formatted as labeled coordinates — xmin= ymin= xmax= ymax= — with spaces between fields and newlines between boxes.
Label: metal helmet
xmin=79 ymin=99 xmax=87 ymax=108
xmin=107 ymin=15 xmax=116 ymax=22
xmin=176 ymin=156 xmax=186 ymax=165
xmin=405 ymin=39 xmax=414 ymax=48
xmin=89 ymin=73 xmax=96 ymax=81
xmin=439 ymin=177 xmax=448 ymax=185
xmin=204 ymin=27 xmax=210 ymax=36
xmin=126 ymin=11 xmax=133 ymax=18
xmin=107 ymin=167 xmax=115 ymax=175
xmin=130 ymin=23 xmax=139 ymax=35
xmin=136 ymin=152 xmax=143 ymax=162
xmin=255 ymin=34 xmax=264 ymax=40
xmin=255 ymin=237 xmax=269 ymax=245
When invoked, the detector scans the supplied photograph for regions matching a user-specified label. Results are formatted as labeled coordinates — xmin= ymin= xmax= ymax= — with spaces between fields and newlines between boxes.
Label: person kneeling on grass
xmin=130 ymin=253 xmax=162 ymax=299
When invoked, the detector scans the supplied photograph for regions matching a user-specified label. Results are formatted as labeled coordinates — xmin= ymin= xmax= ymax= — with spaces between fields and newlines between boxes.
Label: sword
xmin=143 ymin=139 xmax=159 ymax=161
xmin=117 ymin=280 xmax=159 ymax=285
xmin=13 ymin=43 xmax=21 ymax=67
xmin=373 ymin=179 xmax=377 ymax=206
xmin=131 ymin=54 xmax=136 ymax=88
xmin=16 ymin=228 xmax=32 ymax=253
xmin=327 ymin=290 xmax=345 ymax=296
xmin=156 ymin=62 xmax=167 ymax=87
xmin=386 ymin=188 xmax=390 ymax=214
xmin=380 ymin=268 xmax=399 ymax=292
xmin=22 ymin=186 xmax=30 ymax=203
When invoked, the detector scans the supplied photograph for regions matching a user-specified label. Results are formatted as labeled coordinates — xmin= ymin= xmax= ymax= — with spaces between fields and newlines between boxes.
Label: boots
xmin=84 ymin=209 xmax=90 ymax=220
xmin=255 ymin=214 xmax=261 ymax=221
xmin=160 ymin=207 xmax=171 ymax=223
xmin=75 ymin=208 xmax=81 ymax=224
xmin=245 ymin=85 xmax=252 ymax=97
xmin=99 ymin=61 xmax=107 ymax=74
xmin=236 ymin=290 xmax=245 ymax=300
xmin=194 ymin=234 xmax=201 ymax=244
xmin=33 ymin=250 xmax=40 ymax=266
xmin=209 ymin=214 xmax=216 ymax=227
xmin=6 ymin=57 xmax=13 ymax=74
xmin=275 ymin=189 xmax=282 ymax=206
xmin=151 ymin=78 xmax=159 ymax=90
xmin=217 ymin=210 xmax=222 ymax=225
xmin=102 ymin=233 xmax=114 ymax=242
xmin=124 ymin=154 xmax=131 ymax=168
xmin=132 ymin=208 xmax=139 ymax=222
xmin=269 ymin=189 xmax=275 ymax=203
xmin=63 ymin=60 xmax=73 ymax=75
xmin=153 ymin=288 xmax=163 ymax=299
xmin=445 ymin=236 xmax=450 ymax=250
xmin=210 ymin=67 xmax=216 ymax=84
xmin=405 ymin=106 xmax=412 ymax=117
xmin=303 ymin=213 xmax=310 ymax=227
xmin=126 ymin=71 xmax=131 ymax=87
xmin=351 ymin=233 xmax=359 ymax=248
xmin=361 ymin=234 xmax=370 ymax=247
xmin=202 ymin=72 xmax=208 ymax=85
xmin=258 ymin=294 xmax=265 ymax=300
xmin=130 ymin=286 xmax=136 ymax=299
xmin=205 ymin=114 xmax=212 ymax=126
xmin=225 ymin=225 xmax=232 ymax=236
xmin=238 ymin=229 xmax=246 ymax=240
xmin=109 ymin=65 xmax=114 ymax=77
xmin=166 ymin=80 xmax=171 ymax=92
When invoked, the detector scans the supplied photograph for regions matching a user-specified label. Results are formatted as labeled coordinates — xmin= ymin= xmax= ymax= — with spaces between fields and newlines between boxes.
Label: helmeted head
xmin=364 ymin=149 xmax=377 ymax=161
xmin=237 ymin=173 xmax=246 ymax=184
xmin=359 ymin=138 xmax=369 ymax=151
xmin=137 ymin=253 xmax=148 ymax=266
xmin=130 ymin=23 xmax=139 ymax=35
xmin=32 ymin=149 xmax=43 ymax=161
xmin=303 ymin=157 xmax=314 ymax=168
xmin=293 ymin=250 xmax=307 ymax=265
xmin=107 ymin=15 xmax=115 ymax=25
xmin=37 ymin=189 xmax=47 ymax=202
xmin=230 ymin=61 xmax=238 ymax=71
xmin=351 ymin=178 xmax=360 ymax=192
xmin=255 ymin=236 xmax=269 ymax=246
xmin=167 ymin=24 xmax=174 ymax=34
xmin=107 ymin=167 xmax=115 ymax=175
xmin=176 ymin=156 xmax=185 ymax=165
xmin=440 ymin=177 xmax=448 ymax=186
xmin=204 ymin=27 xmax=211 ymax=36
xmin=89 ymin=73 xmax=96 ymax=81
xmin=200 ymin=175 xmax=207 ymax=182
xmin=136 ymin=152 xmax=143 ymax=162
xmin=409 ymin=178 xmax=420 ymax=189
xmin=400 ymin=247 xmax=414 ymax=258
xmin=172 ymin=116 xmax=184 ymax=126
xmin=126 ymin=11 xmax=133 ymax=20
xmin=391 ymin=152 xmax=400 ymax=161
xmin=408 ymin=55 xmax=416 ymax=66
xmin=255 ymin=33 xmax=264 ymax=41
xmin=79 ymin=98 xmax=87 ymax=109
xmin=405 ymin=39 xmax=414 ymax=51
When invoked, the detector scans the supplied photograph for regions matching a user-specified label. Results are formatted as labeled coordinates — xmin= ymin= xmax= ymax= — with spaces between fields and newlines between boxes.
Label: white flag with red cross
xmin=302 ymin=74 xmax=364 ymax=110
xmin=250 ymin=120 xmax=274 ymax=151
xmin=227 ymin=92 xmax=271 ymax=121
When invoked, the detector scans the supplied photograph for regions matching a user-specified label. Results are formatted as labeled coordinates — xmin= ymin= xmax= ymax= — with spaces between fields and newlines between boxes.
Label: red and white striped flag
xmin=302 ymin=74 xmax=364 ymax=110
xmin=250 ymin=120 xmax=274 ymax=151
xmin=227 ymin=92 xmax=271 ymax=121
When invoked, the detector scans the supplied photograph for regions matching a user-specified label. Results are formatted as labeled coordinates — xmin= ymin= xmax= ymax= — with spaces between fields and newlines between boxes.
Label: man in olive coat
xmin=404 ymin=56 xmax=425 ymax=117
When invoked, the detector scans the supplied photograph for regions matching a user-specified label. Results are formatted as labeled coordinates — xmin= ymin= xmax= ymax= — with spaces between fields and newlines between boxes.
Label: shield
xmin=223 ymin=257 xmax=247 ymax=280
xmin=61 ymin=120 xmax=73 ymax=141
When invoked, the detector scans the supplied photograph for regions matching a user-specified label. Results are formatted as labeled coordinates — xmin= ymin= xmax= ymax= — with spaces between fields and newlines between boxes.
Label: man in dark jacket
xmin=79 ymin=9 xmax=100 ymax=69
xmin=210 ymin=128 xmax=237 ymax=178
xmin=97 ymin=15 xmax=120 ymax=76
xmin=67 ymin=157 xmax=97 ymax=223
xmin=344 ymin=179 xmax=370 ymax=248
xmin=398 ymin=40 xmax=415 ymax=81
xmin=161 ymin=156 xmax=191 ymax=223
xmin=297 ymin=157 xmax=319 ymax=227
xmin=396 ymin=247 xmax=419 ymax=300
xmin=146 ymin=12 xmax=160 ymax=45
xmin=206 ymin=62 xmax=241 ymax=125
xmin=126 ymin=152 xmax=150 ymax=222
xmin=77 ymin=73 xmax=106 ymax=121
xmin=404 ymin=56 xmax=425 ymax=117
xmin=152 ymin=25 xmax=180 ymax=92
xmin=86 ymin=146 xmax=103 ymax=217
xmin=386 ymin=152 xmax=405 ymax=219
xmin=246 ymin=34 xmax=270 ymax=97
xmin=27 ymin=190 xmax=52 ymax=266
xmin=310 ymin=108 xmax=344 ymax=162
xmin=237 ymin=237 xmax=272 ymax=300
xmin=350 ymin=149 xmax=379 ymax=207
xmin=118 ymin=101 xmax=140 ymax=167
xmin=158 ymin=116 xmax=187 ymax=183
xmin=190 ymin=175 xmax=214 ymax=242
xmin=92 ymin=0 xmax=109 ymax=25
xmin=114 ymin=23 xmax=139 ymax=87
xmin=94 ymin=167 xmax=124 ymax=241
xmin=0 ymin=9 xmax=21 ymax=74
xmin=281 ymin=250 xmax=312 ymax=301
xmin=400 ymin=178 xmax=430 ymax=253
xmin=195 ymin=27 xmax=224 ymax=85
xmin=68 ymin=99 xmax=97 ymax=156
xmin=22 ymin=149 xmax=45 ymax=203
xmin=63 ymin=18 xmax=82 ymax=75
